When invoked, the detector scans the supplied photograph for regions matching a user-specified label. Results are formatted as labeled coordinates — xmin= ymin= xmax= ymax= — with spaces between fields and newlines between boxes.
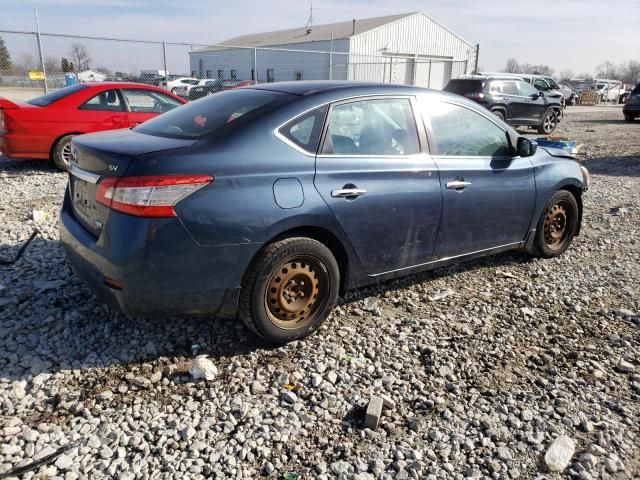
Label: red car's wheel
xmin=52 ymin=135 xmax=76 ymax=171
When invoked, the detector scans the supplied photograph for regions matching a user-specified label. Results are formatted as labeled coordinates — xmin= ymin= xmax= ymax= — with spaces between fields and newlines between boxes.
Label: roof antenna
xmin=305 ymin=2 xmax=314 ymax=32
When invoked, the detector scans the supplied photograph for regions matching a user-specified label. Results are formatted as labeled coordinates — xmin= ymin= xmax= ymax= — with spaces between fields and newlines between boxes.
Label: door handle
xmin=446 ymin=180 xmax=472 ymax=190
xmin=331 ymin=187 xmax=367 ymax=198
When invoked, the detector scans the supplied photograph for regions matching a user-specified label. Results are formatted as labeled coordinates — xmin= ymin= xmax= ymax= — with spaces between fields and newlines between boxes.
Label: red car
xmin=0 ymin=82 xmax=186 ymax=170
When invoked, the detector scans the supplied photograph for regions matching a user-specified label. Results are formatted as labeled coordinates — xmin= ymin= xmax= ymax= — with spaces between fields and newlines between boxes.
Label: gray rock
xmin=364 ymin=396 xmax=384 ymax=430
xmin=544 ymin=435 xmax=575 ymax=472
xmin=281 ymin=391 xmax=298 ymax=403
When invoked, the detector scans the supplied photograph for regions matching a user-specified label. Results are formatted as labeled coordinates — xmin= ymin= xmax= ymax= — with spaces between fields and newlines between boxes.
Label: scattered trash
xmin=283 ymin=384 xmax=302 ymax=392
xmin=32 ymin=210 xmax=50 ymax=222
xmin=191 ymin=343 xmax=201 ymax=355
xmin=364 ymin=395 xmax=384 ymax=429
xmin=189 ymin=355 xmax=217 ymax=381
xmin=282 ymin=473 xmax=299 ymax=480
xmin=0 ymin=228 xmax=39 ymax=266
xmin=33 ymin=279 xmax=67 ymax=293
xmin=362 ymin=297 xmax=379 ymax=312
xmin=428 ymin=288 xmax=455 ymax=301
xmin=0 ymin=441 xmax=79 ymax=479
xmin=535 ymin=138 xmax=579 ymax=156
xmin=402 ymin=318 xmax=417 ymax=326
xmin=343 ymin=354 xmax=367 ymax=364
xmin=607 ymin=207 xmax=628 ymax=216
xmin=497 ymin=270 xmax=517 ymax=279
xmin=521 ymin=307 xmax=536 ymax=317
xmin=544 ymin=435 xmax=575 ymax=472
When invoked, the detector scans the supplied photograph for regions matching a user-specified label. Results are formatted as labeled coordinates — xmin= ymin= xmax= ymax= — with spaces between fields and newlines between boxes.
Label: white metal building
xmin=190 ymin=12 xmax=477 ymax=89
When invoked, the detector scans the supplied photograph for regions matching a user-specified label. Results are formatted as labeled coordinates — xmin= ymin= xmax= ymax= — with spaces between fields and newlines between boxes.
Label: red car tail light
xmin=464 ymin=92 xmax=485 ymax=100
xmin=96 ymin=174 xmax=213 ymax=217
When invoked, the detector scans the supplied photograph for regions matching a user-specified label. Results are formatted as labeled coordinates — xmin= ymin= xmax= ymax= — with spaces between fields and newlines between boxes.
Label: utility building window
xmin=230 ymin=70 xmax=237 ymax=80
xmin=294 ymin=71 xmax=303 ymax=81
xmin=206 ymin=70 xmax=212 ymax=79
xmin=251 ymin=69 xmax=255 ymax=81
xmin=267 ymin=69 xmax=275 ymax=83
xmin=217 ymin=69 xmax=224 ymax=79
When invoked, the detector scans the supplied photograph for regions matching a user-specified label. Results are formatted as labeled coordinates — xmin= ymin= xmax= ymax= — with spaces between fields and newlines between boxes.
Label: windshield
xmin=26 ymin=84 xmax=88 ymax=106
xmin=134 ymin=89 xmax=292 ymax=139
xmin=546 ymin=78 xmax=559 ymax=89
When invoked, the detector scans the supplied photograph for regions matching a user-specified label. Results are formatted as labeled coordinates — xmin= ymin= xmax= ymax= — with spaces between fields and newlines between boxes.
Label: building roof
xmin=194 ymin=13 xmax=417 ymax=52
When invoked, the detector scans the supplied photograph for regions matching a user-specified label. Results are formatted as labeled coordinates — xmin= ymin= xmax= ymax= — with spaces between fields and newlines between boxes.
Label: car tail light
xmin=96 ymin=174 xmax=213 ymax=217
xmin=464 ymin=92 xmax=485 ymax=100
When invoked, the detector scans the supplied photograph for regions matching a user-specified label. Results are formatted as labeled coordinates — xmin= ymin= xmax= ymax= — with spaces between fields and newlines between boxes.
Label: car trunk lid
xmin=69 ymin=129 xmax=196 ymax=237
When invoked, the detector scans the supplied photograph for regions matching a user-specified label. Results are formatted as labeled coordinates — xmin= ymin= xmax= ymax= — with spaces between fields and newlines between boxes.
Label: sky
xmin=1 ymin=0 xmax=639 ymax=76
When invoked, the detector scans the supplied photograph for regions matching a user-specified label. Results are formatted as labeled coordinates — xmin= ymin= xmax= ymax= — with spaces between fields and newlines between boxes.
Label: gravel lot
xmin=1 ymin=105 xmax=639 ymax=479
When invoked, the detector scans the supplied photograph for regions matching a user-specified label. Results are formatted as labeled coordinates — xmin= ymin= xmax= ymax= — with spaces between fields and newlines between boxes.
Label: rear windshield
xmin=444 ymin=80 xmax=483 ymax=94
xmin=26 ymin=84 xmax=88 ymax=106
xmin=134 ymin=89 xmax=292 ymax=139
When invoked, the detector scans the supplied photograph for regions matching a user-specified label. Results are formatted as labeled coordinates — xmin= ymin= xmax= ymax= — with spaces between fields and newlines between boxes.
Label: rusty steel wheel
xmin=265 ymin=257 xmax=326 ymax=329
xmin=543 ymin=202 xmax=572 ymax=250
xmin=531 ymin=190 xmax=579 ymax=258
xmin=238 ymin=237 xmax=340 ymax=343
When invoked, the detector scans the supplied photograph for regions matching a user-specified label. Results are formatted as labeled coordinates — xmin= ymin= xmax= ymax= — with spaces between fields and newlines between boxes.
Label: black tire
xmin=537 ymin=109 xmax=558 ymax=134
xmin=492 ymin=110 xmax=505 ymax=121
xmin=530 ymin=190 xmax=579 ymax=258
xmin=238 ymin=237 xmax=340 ymax=344
xmin=624 ymin=114 xmax=634 ymax=122
xmin=52 ymin=135 xmax=75 ymax=171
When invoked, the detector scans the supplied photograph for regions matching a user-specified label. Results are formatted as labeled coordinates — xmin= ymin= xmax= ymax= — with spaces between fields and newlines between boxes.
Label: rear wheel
xmin=531 ymin=190 xmax=579 ymax=258
xmin=238 ymin=237 xmax=340 ymax=344
xmin=52 ymin=134 xmax=75 ymax=171
xmin=624 ymin=114 xmax=634 ymax=122
xmin=537 ymin=109 xmax=558 ymax=134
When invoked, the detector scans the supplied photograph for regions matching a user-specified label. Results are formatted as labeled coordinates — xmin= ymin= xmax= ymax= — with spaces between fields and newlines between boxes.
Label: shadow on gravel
xmin=574 ymin=119 xmax=635 ymax=125
xmin=0 ymin=234 xmax=536 ymax=381
xmin=0 ymin=157 xmax=60 ymax=175
xmin=582 ymin=155 xmax=640 ymax=177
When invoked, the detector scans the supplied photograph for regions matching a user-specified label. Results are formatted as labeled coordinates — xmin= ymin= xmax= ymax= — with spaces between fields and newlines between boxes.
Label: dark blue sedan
xmin=59 ymin=81 xmax=590 ymax=343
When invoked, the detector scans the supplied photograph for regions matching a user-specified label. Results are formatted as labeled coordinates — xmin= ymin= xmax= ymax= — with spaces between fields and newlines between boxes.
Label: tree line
xmin=502 ymin=57 xmax=640 ymax=84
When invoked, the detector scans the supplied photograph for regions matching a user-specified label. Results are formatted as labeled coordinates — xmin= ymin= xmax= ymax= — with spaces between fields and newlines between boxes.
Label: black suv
xmin=444 ymin=77 xmax=563 ymax=134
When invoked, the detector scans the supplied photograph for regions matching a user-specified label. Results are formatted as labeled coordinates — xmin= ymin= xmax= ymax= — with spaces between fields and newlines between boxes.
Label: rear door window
xmin=517 ymin=81 xmax=539 ymax=97
xmin=502 ymin=82 xmax=520 ymax=96
xmin=79 ymin=90 xmax=125 ymax=111
xmin=322 ymin=98 xmax=420 ymax=156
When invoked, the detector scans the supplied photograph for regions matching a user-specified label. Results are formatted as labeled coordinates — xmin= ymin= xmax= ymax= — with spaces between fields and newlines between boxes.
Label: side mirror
xmin=517 ymin=137 xmax=537 ymax=157
xmin=531 ymin=92 xmax=542 ymax=99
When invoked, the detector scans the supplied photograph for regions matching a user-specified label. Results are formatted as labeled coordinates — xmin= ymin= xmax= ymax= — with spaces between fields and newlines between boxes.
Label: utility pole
xmin=34 ymin=9 xmax=47 ymax=94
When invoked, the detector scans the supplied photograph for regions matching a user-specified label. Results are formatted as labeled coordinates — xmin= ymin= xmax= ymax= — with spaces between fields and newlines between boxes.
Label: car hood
xmin=540 ymin=146 xmax=576 ymax=159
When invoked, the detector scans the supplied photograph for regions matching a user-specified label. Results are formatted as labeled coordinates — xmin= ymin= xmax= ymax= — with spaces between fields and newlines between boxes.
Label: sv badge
xmin=108 ymin=164 xmax=118 ymax=172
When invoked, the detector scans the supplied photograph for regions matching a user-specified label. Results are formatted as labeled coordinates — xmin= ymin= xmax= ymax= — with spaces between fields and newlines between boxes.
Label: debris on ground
xmin=544 ymin=435 xmax=576 ymax=472
xmin=364 ymin=395 xmax=384 ymax=430
xmin=189 ymin=355 xmax=217 ymax=380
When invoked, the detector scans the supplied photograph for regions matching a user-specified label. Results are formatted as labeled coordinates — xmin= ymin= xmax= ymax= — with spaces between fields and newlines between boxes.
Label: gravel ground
xmin=1 ymin=105 xmax=639 ymax=479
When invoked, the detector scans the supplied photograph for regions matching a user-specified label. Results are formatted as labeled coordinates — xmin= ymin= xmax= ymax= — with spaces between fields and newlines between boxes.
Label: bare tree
xmin=619 ymin=60 xmax=640 ymax=84
xmin=503 ymin=58 xmax=520 ymax=73
xmin=13 ymin=52 xmax=35 ymax=75
xmin=69 ymin=43 xmax=92 ymax=71
xmin=595 ymin=61 xmax=618 ymax=79
xmin=558 ymin=70 xmax=574 ymax=82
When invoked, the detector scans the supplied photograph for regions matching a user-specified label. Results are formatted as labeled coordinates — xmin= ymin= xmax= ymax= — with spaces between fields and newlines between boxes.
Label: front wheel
xmin=52 ymin=134 xmax=75 ymax=171
xmin=624 ymin=114 xmax=634 ymax=122
xmin=537 ymin=109 xmax=558 ymax=134
xmin=531 ymin=190 xmax=579 ymax=258
xmin=492 ymin=110 xmax=505 ymax=121
xmin=238 ymin=237 xmax=340 ymax=343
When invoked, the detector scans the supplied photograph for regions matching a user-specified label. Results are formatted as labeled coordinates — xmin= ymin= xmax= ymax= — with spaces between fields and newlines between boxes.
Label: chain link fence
xmin=0 ymin=30 xmax=474 ymax=102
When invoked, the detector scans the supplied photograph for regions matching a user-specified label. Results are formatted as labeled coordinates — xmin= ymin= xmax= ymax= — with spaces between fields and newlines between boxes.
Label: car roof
xmin=249 ymin=80 xmax=432 ymax=96
xmin=83 ymin=82 xmax=166 ymax=89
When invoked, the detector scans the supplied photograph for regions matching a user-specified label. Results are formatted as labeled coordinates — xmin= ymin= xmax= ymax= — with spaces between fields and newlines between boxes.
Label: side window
xmin=322 ymin=98 xmax=420 ymax=156
xmin=533 ymin=79 xmax=549 ymax=91
xmin=502 ymin=82 xmax=519 ymax=95
xmin=79 ymin=90 xmax=124 ymax=111
xmin=278 ymin=105 xmax=328 ymax=153
xmin=428 ymin=102 xmax=511 ymax=157
xmin=121 ymin=89 xmax=182 ymax=113
xmin=517 ymin=81 xmax=539 ymax=97
xmin=489 ymin=81 xmax=503 ymax=94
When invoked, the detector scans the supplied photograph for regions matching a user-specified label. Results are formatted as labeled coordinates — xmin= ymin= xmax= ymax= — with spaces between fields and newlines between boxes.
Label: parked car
xmin=0 ymin=82 xmax=186 ymax=170
xmin=444 ymin=77 xmax=562 ymax=133
xmin=481 ymin=72 xmax=565 ymax=108
xmin=189 ymin=79 xmax=259 ymax=100
xmin=558 ymin=83 xmax=578 ymax=106
xmin=623 ymin=83 xmax=640 ymax=121
xmin=59 ymin=81 xmax=589 ymax=344
xmin=175 ymin=79 xmax=215 ymax=99
xmin=593 ymin=79 xmax=625 ymax=103
xmin=162 ymin=77 xmax=200 ymax=95
xmin=188 ymin=79 xmax=225 ymax=100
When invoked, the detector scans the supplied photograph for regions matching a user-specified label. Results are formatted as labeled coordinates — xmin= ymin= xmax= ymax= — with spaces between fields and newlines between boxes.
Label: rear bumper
xmin=59 ymin=189 xmax=262 ymax=319
xmin=623 ymin=104 xmax=640 ymax=115
xmin=0 ymin=132 xmax=50 ymax=159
